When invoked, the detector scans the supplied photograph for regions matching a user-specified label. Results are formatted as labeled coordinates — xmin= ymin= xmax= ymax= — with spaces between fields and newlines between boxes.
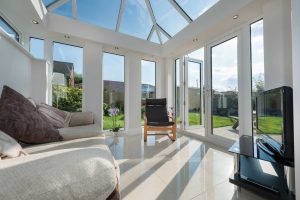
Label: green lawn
xmin=257 ymin=116 xmax=283 ymax=134
xmin=103 ymin=113 xmax=235 ymax=130
xmin=188 ymin=113 xmax=234 ymax=128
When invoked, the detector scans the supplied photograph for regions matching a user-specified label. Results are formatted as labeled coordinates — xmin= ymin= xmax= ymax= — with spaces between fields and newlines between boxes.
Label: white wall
xmin=0 ymin=30 xmax=48 ymax=102
xmin=291 ymin=0 xmax=300 ymax=197
xmin=263 ymin=0 xmax=293 ymax=90
xmin=0 ymin=30 xmax=32 ymax=96
xmin=82 ymin=42 xmax=103 ymax=125
xmin=31 ymin=59 xmax=48 ymax=104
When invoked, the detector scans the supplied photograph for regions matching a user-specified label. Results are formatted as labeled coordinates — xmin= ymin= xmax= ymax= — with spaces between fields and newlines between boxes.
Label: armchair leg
xmin=172 ymin=124 xmax=176 ymax=141
xmin=144 ymin=125 xmax=147 ymax=142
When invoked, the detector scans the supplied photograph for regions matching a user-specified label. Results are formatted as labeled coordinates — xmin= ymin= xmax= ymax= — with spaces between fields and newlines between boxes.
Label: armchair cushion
xmin=145 ymin=98 xmax=169 ymax=123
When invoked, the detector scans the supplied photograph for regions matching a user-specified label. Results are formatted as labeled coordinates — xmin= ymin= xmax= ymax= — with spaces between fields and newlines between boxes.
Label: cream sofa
xmin=0 ymin=125 xmax=120 ymax=200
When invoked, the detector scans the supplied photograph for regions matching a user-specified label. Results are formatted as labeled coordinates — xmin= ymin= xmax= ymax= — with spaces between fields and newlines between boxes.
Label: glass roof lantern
xmin=43 ymin=0 xmax=220 ymax=44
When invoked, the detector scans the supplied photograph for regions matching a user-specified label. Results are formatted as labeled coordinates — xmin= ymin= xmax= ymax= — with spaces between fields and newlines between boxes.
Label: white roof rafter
xmin=115 ymin=0 xmax=126 ymax=32
xmin=47 ymin=0 xmax=69 ymax=12
xmin=167 ymin=0 xmax=192 ymax=23
xmin=145 ymin=0 xmax=165 ymax=44
xmin=72 ymin=0 xmax=77 ymax=19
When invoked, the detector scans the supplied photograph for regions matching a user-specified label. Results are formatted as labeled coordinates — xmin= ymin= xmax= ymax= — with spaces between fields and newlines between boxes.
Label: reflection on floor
xmin=185 ymin=126 xmax=239 ymax=141
xmin=213 ymin=126 xmax=239 ymax=140
xmin=105 ymin=134 xmax=266 ymax=200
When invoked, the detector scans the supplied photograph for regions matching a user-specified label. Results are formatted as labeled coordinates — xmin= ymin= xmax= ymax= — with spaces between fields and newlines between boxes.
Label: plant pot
xmin=113 ymin=131 xmax=119 ymax=137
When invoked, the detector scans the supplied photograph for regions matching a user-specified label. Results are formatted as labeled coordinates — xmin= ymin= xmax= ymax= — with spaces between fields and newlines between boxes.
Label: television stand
xmin=228 ymin=135 xmax=295 ymax=200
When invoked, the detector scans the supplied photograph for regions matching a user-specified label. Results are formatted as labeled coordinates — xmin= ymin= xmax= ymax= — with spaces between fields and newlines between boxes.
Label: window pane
xmin=141 ymin=60 xmax=156 ymax=125
xmin=160 ymin=32 xmax=169 ymax=44
xmin=150 ymin=0 xmax=188 ymax=37
xmin=175 ymin=59 xmax=180 ymax=125
xmin=43 ymin=0 xmax=57 ymax=7
xmin=52 ymin=42 xmax=83 ymax=112
xmin=119 ymin=0 xmax=152 ymax=39
xmin=150 ymin=31 xmax=160 ymax=44
xmin=103 ymin=53 xmax=125 ymax=130
xmin=0 ymin=16 xmax=19 ymax=42
xmin=30 ymin=38 xmax=44 ymax=59
xmin=77 ymin=0 xmax=121 ymax=31
xmin=251 ymin=20 xmax=264 ymax=135
xmin=53 ymin=0 xmax=72 ymax=18
xmin=187 ymin=61 xmax=202 ymax=126
xmin=175 ymin=0 xmax=219 ymax=20
xmin=211 ymin=37 xmax=239 ymax=140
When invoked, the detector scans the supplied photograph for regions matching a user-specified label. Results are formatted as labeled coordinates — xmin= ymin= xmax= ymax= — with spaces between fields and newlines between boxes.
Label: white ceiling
xmin=0 ymin=0 xmax=267 ymax=58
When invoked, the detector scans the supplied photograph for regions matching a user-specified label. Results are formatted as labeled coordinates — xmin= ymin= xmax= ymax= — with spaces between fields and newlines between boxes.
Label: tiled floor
xmin=105 ymin=133 xmax=266 ymax=200
xmin=186 ymin=126 xmax=239 ymax=141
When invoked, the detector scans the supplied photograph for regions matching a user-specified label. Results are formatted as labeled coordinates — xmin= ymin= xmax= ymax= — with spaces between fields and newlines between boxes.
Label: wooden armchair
xmin=144 ymin=98 xmax=176 ymax=142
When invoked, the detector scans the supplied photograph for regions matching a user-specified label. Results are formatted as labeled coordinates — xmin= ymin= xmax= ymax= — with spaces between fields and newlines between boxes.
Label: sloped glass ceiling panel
xmin=175 ymin=0 xmax=220 ymax=20
xmin=53 ymin=0 xmax=72 ymax=18
xmin=77 ymin=0 xmax=121 ymax=31
xmin=43 ymin=0 xmax=58 ymax=7
xmin=160 ymin=32 xmax=169 ymax=44
xmin=150 ymin=31 xmax=160 ymax=44
xmin=119 ymin=0 xmax=152 ymax=39
xmin=149 ymin=0 xmax=188 ymax=37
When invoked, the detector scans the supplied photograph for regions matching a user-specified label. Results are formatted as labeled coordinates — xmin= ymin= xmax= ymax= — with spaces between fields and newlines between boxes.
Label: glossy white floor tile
xmin=105 ymin=133 xmax=267 ymax=200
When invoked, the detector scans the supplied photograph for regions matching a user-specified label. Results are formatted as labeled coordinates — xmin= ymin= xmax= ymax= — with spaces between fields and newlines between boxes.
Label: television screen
xmin=256 ymin=89 xmax=283 ymax=144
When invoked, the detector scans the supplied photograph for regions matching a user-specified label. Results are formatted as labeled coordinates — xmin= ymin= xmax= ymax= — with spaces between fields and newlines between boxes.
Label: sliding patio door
xmin=206 ymin=35 xmax=239 ymax=142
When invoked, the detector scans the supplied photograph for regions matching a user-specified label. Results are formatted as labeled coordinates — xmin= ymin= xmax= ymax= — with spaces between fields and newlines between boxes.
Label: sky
xmin=103 ymin=53 xmax=125 ymax=82
xmin=53 ymin=42 xmax=83 ymax=75
xmin=141 ymin=60 xmax=156 ymax=86
xmin=30 ymin=38 xmax=44 ymax=59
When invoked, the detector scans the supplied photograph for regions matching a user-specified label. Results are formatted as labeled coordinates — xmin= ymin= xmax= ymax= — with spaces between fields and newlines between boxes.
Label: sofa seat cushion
xmin=58 ymin=124 xmax=101 ymax=141
xmin=0 ymin=147 xmax=119 ymax=200
xmin=24 ymin=136 xmax=105 ymax=154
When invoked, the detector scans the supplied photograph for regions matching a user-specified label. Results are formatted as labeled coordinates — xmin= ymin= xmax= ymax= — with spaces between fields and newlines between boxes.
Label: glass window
xmin=103 ymin=53 xmax=125 ymax=130
xmin=251 ymin=19 xmax=264 ymax=134
xmin=77 ymin=0 xmax=121 ymax=31
xmin=30 ymin=38 xmax=44 ymax=59
xmin=160 ymin=32 xmax=169 ymax=44
xmin=42 ymin=0 xmax=58 ymax=7
xmin=119 ymin=0 xmax=153 ymax=40
xmin=175 ymin=59 xmax=181 ymax=125
xmin=150 ymin=31 xmax=160 ymax=44
xmin=211 ymin=37 xmax=239 ymax=140
xmin=53 ymin=0 xmax=72 ymax=18
xmin=175 ymin=0 xmax=219 ymax=20
xmin=52 ymin=42 xmax=83 ymax=112
xmin=0 ymin=16 xmax=19 ymax=42
xmin=141 ymin=60 xmax=156 ymax=125
xmin=150 ymin=0 xmax=188 ymax=37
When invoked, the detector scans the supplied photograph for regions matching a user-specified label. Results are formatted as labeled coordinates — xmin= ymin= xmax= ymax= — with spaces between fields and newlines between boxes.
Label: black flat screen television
xmin=256 ymin=86 xmax=294 ymax=160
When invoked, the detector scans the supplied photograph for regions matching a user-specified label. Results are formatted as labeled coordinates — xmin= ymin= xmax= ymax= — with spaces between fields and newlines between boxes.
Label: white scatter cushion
xmin=0 ymin=130 xmax=27 ymax=159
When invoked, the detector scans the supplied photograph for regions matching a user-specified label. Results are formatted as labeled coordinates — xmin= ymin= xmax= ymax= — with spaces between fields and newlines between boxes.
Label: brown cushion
xmin=38 ymin=103 xmax=69 ymax=129
xmin=0 ymin=86 xmax=62 ymax=144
